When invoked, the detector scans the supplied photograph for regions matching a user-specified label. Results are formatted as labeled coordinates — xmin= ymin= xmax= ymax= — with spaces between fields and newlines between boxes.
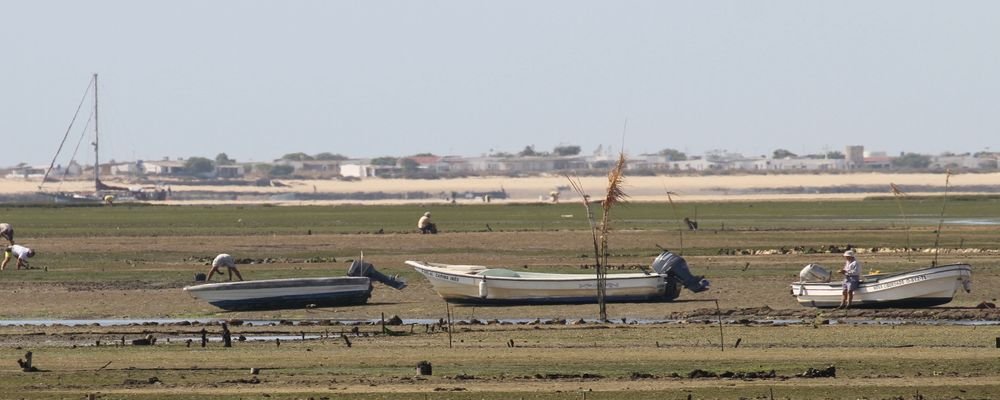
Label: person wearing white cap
xmin=838 ymin=249 xmax=862 ymax=309
xmin=417 ymin=211 xmax=437 ymax=234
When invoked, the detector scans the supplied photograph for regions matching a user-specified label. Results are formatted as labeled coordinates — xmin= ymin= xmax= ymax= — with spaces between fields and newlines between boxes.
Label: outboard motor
xmin=650 ymin=251 xmax=710 ymax=293
xmin=798 ymin=264 xmax=831 ymax=283
xmin=348 ymin=260 xmax=407 ymax=290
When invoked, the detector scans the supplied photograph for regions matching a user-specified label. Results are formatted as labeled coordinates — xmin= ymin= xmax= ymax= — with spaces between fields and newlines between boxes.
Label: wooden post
xmin=715 ymin=299 xmax=725 ymax=352
xmin=19 ymin=351 xmax=32 ymax=371
xmin=200 ymin=329 xmax=208 ymax=347
xmin=445 ymin=301 xmax=453 ymax=349
xmin=222 ymin=323 xmax=232 ymax=348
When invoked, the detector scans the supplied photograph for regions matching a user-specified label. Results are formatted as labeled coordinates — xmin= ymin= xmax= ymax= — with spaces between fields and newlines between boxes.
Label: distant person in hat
xmin=1 ymin=244 xmax=35 ymax=271
xmin=838 ymin=250 xmax=862 ymax=309
xmin=206 ymin=253 xmax=244 ymax=281
xmin=0 ymin=223 xmax=13 ymax=245
xmin=417 ymin=211 xmax=437 ymax=234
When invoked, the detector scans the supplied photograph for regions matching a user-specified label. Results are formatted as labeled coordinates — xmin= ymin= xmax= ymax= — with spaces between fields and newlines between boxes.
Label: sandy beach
xmin=6 ymin=172 xmax=1000 ymax=204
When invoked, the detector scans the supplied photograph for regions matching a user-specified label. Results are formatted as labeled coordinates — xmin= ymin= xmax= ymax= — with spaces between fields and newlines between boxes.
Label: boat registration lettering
xmin=433 ymin=272 xmax=460 ymax=282
xmin=871 ymin=274 xmax=927 ymax=291
xmin=577 ymin=282 xmax=620 ymax=289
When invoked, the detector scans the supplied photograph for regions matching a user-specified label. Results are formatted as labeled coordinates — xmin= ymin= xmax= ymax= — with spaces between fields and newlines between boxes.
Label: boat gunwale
xmin=406 ymin=260 xmax=663 ymax=282
xmin=184 ymin=276 xmax=372 ymax=292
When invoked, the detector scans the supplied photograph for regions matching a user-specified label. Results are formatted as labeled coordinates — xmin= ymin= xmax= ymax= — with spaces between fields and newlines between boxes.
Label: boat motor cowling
xmin=650 ymin=251 xmax=710 ymax=293
xmin=798 ymin=264 xmax=831 ymax=283
xmin=348 ymin=260 xmax=407 ymax=290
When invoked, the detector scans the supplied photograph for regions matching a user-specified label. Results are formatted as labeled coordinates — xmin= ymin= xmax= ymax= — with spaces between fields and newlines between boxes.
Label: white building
xmin=340 ymin=163 xmax=377 ymax=178
xmin=143 ymin=160 xmax=186 ymax=175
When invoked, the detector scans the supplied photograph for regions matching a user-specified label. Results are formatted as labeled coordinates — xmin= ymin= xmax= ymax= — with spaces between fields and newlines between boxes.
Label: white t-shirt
xmin=212 ymin=254 xmax=236 ymax=268
xmin=842 ymin=259 xmax=862 ymax=277
xmin=10 ymin=245 xmax=31 ymax=260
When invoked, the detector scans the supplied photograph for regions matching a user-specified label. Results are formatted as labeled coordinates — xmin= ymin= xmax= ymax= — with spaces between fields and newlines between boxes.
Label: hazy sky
xmin=3 ymin=1 xmax=999 ymax=166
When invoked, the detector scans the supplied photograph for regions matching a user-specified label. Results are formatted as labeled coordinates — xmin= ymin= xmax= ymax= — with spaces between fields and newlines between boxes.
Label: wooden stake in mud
xmin=221 ymin=323 xmax=232 ymax=348
xmin=17 ymin=351 xmax=33 ymax=372
xmin=714 ymin=300 xmax=725 ymax=352
xmin=445 ymin=301 xmax=453 ymax=348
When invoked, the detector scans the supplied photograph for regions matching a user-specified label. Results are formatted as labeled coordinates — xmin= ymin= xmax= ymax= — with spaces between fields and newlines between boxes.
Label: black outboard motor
xmin=347 ymin=260 xmax=407 ymax=290
xmin=650 ymin=251 xmax=710 ymax=293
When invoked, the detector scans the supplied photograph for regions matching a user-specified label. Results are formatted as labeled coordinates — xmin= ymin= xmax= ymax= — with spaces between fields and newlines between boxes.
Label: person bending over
xmin=207 ymin=253 xmax=244 ymax=281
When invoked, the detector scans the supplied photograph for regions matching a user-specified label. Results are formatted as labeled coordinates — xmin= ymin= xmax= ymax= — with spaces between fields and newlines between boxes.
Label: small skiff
xmin=790 ymin=263 xmax=972 ymax=308
xmin=406 ymin=251 xmax=709 ymax=305
xmin=184 ymin=277 xmax=373 ymax=311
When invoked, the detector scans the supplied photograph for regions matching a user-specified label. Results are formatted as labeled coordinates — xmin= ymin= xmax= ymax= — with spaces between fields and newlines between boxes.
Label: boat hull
xmin=183 ymin=277 xmax=372 ymax=311
xmin=790 ymin=264 xmax=972 ymax=308
xmin=406 ymin=261 xmax=677 ymax=305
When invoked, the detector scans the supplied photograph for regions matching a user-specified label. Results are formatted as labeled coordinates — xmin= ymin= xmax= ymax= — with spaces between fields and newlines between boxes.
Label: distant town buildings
xmin=4 ymin=145 xmax=999 ymax=181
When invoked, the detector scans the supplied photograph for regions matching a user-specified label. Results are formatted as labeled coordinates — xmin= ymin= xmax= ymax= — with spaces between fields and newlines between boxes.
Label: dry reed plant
xmin=889 ymin=182 xmax=913 ymax=261
xmin=567 ymin=153 xmax=628 ymax=322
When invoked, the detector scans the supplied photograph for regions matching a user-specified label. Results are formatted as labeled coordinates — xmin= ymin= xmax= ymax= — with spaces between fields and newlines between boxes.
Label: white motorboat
xmin=184 ymin=277 xmax=373 ymax=311
xmin=406 ymin=251 xmax=709 ymax=305
xmin=791 ymin=263 xmax=972 ymax=308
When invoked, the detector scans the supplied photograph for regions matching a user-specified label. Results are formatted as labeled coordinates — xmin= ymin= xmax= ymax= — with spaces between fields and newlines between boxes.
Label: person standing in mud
xmin=838 ymin=250 xmax=862 ymax=309
xmin=0 ymin=223 xmax=13 ymax=245
xmin=206 ymin=253 xmax=244 ymax=281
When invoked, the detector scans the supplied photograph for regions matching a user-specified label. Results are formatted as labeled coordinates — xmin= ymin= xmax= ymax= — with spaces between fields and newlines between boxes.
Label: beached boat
xmin=184 ymin=277 xmax=373 ymax=311
xmin=790 ymin=263 xmax=972 ymax=308
xmin=406 ymin=251 xmax=709 ymax=305
xmin=184 ymin=259 xmax=406 ymax=311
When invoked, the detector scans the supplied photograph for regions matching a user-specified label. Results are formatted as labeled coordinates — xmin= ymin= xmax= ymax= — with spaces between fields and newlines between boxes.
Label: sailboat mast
xmin=93 ymin=73 xmax=100 ymax=189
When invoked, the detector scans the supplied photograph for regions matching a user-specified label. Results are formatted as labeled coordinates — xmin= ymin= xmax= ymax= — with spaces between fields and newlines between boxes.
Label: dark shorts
xmin=843 ymin=276 xmax=860 ymax=292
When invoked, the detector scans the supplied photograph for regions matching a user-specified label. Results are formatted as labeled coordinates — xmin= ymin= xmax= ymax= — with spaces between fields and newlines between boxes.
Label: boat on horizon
xmin=38 ymin=73 xmax=167 ymax=203
xmin=791 ymin=263 xmax=972 ymax=308
xmin=406 ymin=251 xmax=710 ymax=305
